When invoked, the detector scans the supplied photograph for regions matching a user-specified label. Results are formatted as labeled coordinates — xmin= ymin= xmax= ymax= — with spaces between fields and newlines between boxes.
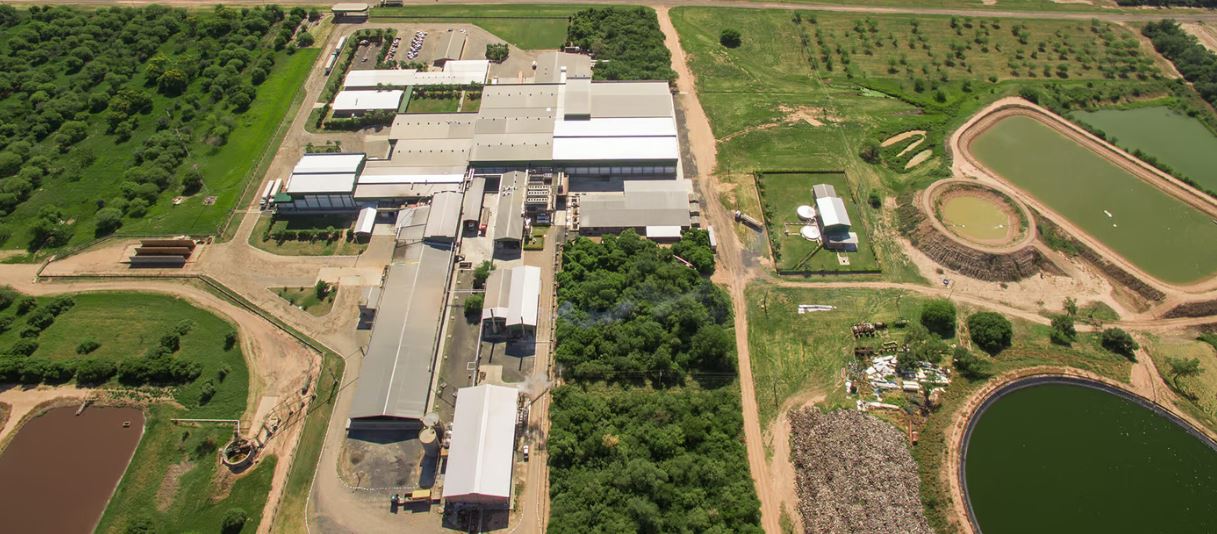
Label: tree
xmin=952 ymin=346 xmax=992 ymax=380
xmin=314 ymin=280 xmax=331 ymax=300
xmin=1166 ymin=356 xmax=1202 ymax=393
xmin=221 ymin=508 xmax=248 ymax=534
xmin=464 ymin=293 xmax=485 ymax=317
xmin=1050 ymin=314 xmax=1076 ymax=345
xmin=76 ymin=358 xmax=117 ymax=385
xmin=157 ymin=69 xmax=189 ymax=95
xmin=30 ymin=206 xmax=71 ymax=250
xmin=0 ymin=152 xmax=20 ymax=177
xmin=967 ymin=312 xmax=1013 ymax=355
xmin=1100 ymin=327 xmax=1138 ymax=360
xmin=859 ymin=139 xmax=881 ymax=164
xmin=486 ymin=43 xmax=509 ymax=62
xmin=473 ymin=260 xmax=494 ymax=288
xmin=720 ymin=29 xmax=742 ymax=48
xmin=9 ymin=339 xmax=37 ymax=356
xmin=1063 ymin=296 xmax=1078 ymax=316
xmin=95 ymin=207 xmax=123 ymax=236
xmin=920 ymin=299 xmax=957 ymax=338
xmin=296 ymin=30 xmax=315 ymax=48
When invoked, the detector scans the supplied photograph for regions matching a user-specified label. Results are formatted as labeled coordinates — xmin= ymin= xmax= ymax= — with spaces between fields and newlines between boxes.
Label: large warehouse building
xmin=442 ymin=384 xmax=520 ymax=506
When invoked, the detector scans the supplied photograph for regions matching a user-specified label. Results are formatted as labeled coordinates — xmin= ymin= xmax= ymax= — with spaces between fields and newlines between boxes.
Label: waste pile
xmin=789 ymin=409 xmax=932 ymax=534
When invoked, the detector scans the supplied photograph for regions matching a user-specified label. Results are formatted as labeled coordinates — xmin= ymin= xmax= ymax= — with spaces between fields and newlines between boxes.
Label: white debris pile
xmin=858 ymin=355 xmax=951 ymax=399
xmin=789 ymin=409 xmax=932 ymax=534
xmin=864 ymin=355 xmax=900 ymax=392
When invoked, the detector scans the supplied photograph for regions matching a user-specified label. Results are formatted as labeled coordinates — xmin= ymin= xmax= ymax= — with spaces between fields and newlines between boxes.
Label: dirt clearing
xmin=881 ymin=130 xmax=926 ymax=147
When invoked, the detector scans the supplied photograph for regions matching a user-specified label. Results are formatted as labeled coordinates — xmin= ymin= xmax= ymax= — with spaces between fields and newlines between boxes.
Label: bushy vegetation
xmin=485 ymin=42 xmax=509 ymax=62
xmin=1143 ymin=21 xmax=1217 ymax=115
xmin=1050 ymin=313 xmax=1078 ymax=345
xmin=1101 ymin=327 xmax=1139 ymax=360
xmin=0 ymin=5 xmax=310 ymax=250
xmin=567 ymin=7 xmax=675 ymax=82
xmin=967 ymin=311 xmax=1013 ymax=355
xmin=720 ymin=28 xmax=742 ymax=48
xmin=919 ymin=299 xmax=956 ymax=338
xmin=549 ymin=230 xmax=760 ymax=532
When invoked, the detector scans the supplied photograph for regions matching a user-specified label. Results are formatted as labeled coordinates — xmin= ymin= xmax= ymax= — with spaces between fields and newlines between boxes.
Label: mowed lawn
xmin=1072 ymin=106 xmax=1217 ymax=193
xmin=971 ymin=114 xmax=1217 ymax=284
xmin=757 ymin=172 xmax=879 ymax=273
xmin=372 ymin=4 xmax=585 ymax=49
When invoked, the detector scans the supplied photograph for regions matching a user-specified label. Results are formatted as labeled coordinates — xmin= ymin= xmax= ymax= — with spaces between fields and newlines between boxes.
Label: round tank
xmin=419 ymin=427 xmax=440 ymax=455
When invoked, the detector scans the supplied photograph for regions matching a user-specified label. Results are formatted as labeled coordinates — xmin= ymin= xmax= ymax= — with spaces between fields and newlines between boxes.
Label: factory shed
xmin=354 ymin=206 xmax=378 ymax=237
xmin=435 ymin=31 xmax=468 ymax=66
xmin=575 ymin=180 xmax=693 ymax=236
xmin=461 ymin=176 xmax=486 ymax=228
xmin=481 ymin=265 xmax=541 ymax=335
xmin=423 ymin=191 xmax=463 ymax=243
xmin=332 ymin=90 xmax=404 ymax=117
xmin=278 ymin=153 xmax=366 ymax=212
xmin=347 ymin=242 xmax=453 ymax=424
xmin=493 ymin=172 xmax=527 ymax=247
xmin=442 ymin=384 xmax=519 ymax=505
xmin=816 ymin=196 xmax=851 ymax=231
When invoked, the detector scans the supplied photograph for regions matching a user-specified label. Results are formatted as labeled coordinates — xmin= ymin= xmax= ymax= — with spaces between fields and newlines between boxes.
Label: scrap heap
xmin=789 ymin=409 xmax=932 ymax=534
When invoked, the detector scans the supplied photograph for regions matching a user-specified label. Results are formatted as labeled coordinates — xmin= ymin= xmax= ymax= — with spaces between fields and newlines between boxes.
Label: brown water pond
xmin=0 ymin=406 xmax=144 ymax=534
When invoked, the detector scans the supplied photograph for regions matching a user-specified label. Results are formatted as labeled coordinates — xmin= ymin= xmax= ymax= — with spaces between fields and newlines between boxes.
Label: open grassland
xmin=756 ymin=172 xmax=879 ymax=272
xmin=371 ymin=4 xmax=583 ymax=49
xmin=970 ymin=113 xmax=1217 ymax=284
xmin=1072 ymin=105 xmax=1217 ymax=193
xmin=0 ymin=292 xmax=246 ymax=417
xmin=1145 ymin=335 xmax=1217 ymax=432
xmin=0 ymin=6 xmax=319 ymax=253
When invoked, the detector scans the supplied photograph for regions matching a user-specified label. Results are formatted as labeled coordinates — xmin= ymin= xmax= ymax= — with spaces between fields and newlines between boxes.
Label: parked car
xmin=522 ymin=444 xmax=530 ymax=461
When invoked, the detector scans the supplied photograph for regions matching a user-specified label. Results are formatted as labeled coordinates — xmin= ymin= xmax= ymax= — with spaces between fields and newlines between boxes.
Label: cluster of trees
xmin=566 ymin=8 xmax=676 ymax=82
xmin=322 ymin=29 xmax=397 ymax=101
xmin=485 ymin=43 xmax=509 ymax=62
xmin=0 ymin=5 xmax=296 ymax=248
xmin=671 ymin=228 xmax=715 ymax=275
xmin=549 ymin=230 xmax=760 ymax=532
xmin=554 ymin=231 xmax=731 ymax=383
xmin=1144 ymin=21 xmax=1217 ymax=125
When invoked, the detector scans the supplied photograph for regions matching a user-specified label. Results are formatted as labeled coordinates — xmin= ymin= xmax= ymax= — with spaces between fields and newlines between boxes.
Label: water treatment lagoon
xmin=963 ymin=380 xmax=1217 ymax=534
xmin=0 ymin=406 xmax=144 ymax=534
xmin=940 ymin=195 xmax=1010 ymax=242
xmin=968 ymin=113 xmax=1217 ymax=285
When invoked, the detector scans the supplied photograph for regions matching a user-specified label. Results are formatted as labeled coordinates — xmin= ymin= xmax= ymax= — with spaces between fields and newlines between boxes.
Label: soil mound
xmin=790 ymin=409 xmax=931 ymax=534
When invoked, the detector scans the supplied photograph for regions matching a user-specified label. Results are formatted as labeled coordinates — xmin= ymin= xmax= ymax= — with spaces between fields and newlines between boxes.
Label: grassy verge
xmin=274 ymin=287 xmax=336 ymax=317
xmin=249 ymin=214 xmax=366 ymax=256
xmin=405 ymin=95 xmax=461 ymax=113
xmin=1144 ymin=334 xmax=1217 ymax=433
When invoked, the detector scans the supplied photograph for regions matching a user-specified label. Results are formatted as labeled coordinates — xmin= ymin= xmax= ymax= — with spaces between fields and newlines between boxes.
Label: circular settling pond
xmin=964 ymin=382 xmax=1217 ymax=534
xmin=935 ymin=187 xmax=1021 ymax=246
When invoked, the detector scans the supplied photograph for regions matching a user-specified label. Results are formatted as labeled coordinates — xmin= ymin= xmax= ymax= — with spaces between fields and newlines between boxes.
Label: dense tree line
xmin=549 ymin=230 xmax=761 ymax=533
xmin=566 ymin=7 xmax=676 ymax=82
xmin=1144 ymin=21 xmax=1217 ymax=110
xmin=0 ymin=5 xmax=300 ymax=248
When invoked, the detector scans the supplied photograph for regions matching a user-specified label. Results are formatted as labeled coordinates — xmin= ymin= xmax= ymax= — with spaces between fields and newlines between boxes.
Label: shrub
xmin=867 ymin=191 xmax=882 ymax=208
xmin=0 ymin=286 xmax=15 ymax=310
xmin=1100 ymin=328 xmax=1138 ymax=360
xmin=76 ymin=339 xmax=101 ymax=354
xmin=159 ymin=334 xmax=180 ymax=353
xmin=25 ymin=309 xmax=54 ymax=330
xmin=296 ymin=30 xmax=314 ymax=48
xmin=222 ymin=509 xmax=248 ymax=534
xmin=920 ymin=299 xmax=957 ymax=338
xmin=967 ymin=312 xmax=1013 ymax=355
xmin=720 ymin=29 xmax=742 ymax=48
xmin=95 ymin=207 xmax=123 ymax=235
xmin=486 ymin=43 xmax=509 ymax=62
xmin=0 ymin=316 xmax=11 ymax=334
xmin=952 ymin=346 xmax=992 ymax=380
xmin=174 ymin=320 xmax=194 ymax=336
xmin=314 ymin=280 xmax=331 ymax=300
xmin=199 ymin=379 xmax=217 ymax=405
xmin=859 ymin=139 xmax=881 ymax=164
xmin=1049 ymin=314 xmax=1076 ymax=345
xmin=224 ymin=331 xmax=238 ymax=351
xmin=46 ymin=296 xmax=75 ymax=315
xmin=464 ymin=293 xmax=485 ymax=317
xmin=76 ymin=358 xmax=117 ymax=385
xmin=16 ymin=296 xmax=36 ymax=315
xmin=9 ymin=339 xmax=38 ymax=356
xmin=473 ymin=260 xmax=494 ymax=288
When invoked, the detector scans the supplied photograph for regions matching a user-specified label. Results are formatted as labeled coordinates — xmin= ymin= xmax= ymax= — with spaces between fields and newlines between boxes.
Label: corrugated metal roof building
xmin=423 ymin=191 xmax=463 ymax=243
xmin=493 ymin=172 xmax=527 ymax=245
xmin=442 ymin=384 xmax=519 ymax=505
xmin=332 ymin=90 xmax=404 ymax=116
xmin=481 ymin=265 xmax=541 ymax=335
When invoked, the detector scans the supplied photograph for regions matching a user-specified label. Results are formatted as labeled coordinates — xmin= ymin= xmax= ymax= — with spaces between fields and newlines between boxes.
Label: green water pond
xmin=965 ymin=382 xmax=1217 ymax=534
xmin=970 ymin=114 xmax=1217 ymax=284
xmin=940 ymin=195 xmax=1010 ymax=242
xmin=1072 ymin=106 xmax=1217 ymax=193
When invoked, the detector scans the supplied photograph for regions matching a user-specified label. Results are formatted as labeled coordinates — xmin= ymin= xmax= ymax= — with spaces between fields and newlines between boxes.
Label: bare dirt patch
xmin=896 ymin=137 xmax=925 ymax=159
xmin=718 ymin=106 xmax=834 ymax=143
xmin=881 ymin=130 xmax=927 ymax=148
xmin=156 ymin=461 xmax=195 ymax=512
xmin=904 ymin=149 xmax=933 ymax=170
xmin=1182 ymin=23 xmax=1217 ymax=55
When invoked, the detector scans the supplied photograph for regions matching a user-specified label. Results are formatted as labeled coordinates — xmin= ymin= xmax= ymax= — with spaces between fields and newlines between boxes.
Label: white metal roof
xmin=284 ymin=173 xmax=358 ymax=194
xmin=645 ymin=226 xmax=683 ymax=239
xmin=442 ymin=384 xmax=518 ymax=502
xmin=344 ymin=64 xmax=489 ymax=89
xmin=481 ymin=265 xmax=541 ymax=327
xmin=553 ymin=117 xmax=677 ymax=138
xmin=293 ymin=153 xmax=365 ymax=175
xmin=816 ymin=196 xmax=852 ymax=229
xmin=333 ymin=90 xmax=404 ymax=111
xmin=355 ymin=207 xmax=377 ymax=235
xmin=551 ymin=136 xmax=679 ymax=161
xmin=357 ymin=168 xmax=466 ymax=185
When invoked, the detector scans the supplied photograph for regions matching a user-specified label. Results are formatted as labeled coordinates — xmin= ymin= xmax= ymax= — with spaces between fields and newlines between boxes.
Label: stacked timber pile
xmin=1163 ymin=299 xmax=1217 ymax=319
xmin=896 ymin=196 xmax=1040 ymax=281
xmin=789 ymin=409 xmax=931 ymax=534
xmin=130 ymin=238 xmax=196 ymax=267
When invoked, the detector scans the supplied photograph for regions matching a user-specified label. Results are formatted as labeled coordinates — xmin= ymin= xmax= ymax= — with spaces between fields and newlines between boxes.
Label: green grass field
xmin=405 ymin=94 xmax=461 ymax=113
xmin=757 ymin=172 xmax=879 ymax=272
xmin=1072 ymin=106 xmax=1217 ymax=193
xmin=1146 ymin=335 xmax=1217 ymax=432
xmin=274 ymin=287 xmax=336 ymax=317
xmin=971 ymin=114 xmax=1217 ymax=284
xmin=250 ymin=214 xmax=366 ymax=256
xmin=0 ymin=292 xmax=246 ymax=416
xmin=371 ymin=4 xmax=585 ymax=49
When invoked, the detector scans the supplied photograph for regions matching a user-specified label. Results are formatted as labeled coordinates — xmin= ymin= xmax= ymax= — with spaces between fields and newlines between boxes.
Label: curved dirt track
xmin=952 ymin=97 xmax=1217 ymax=295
